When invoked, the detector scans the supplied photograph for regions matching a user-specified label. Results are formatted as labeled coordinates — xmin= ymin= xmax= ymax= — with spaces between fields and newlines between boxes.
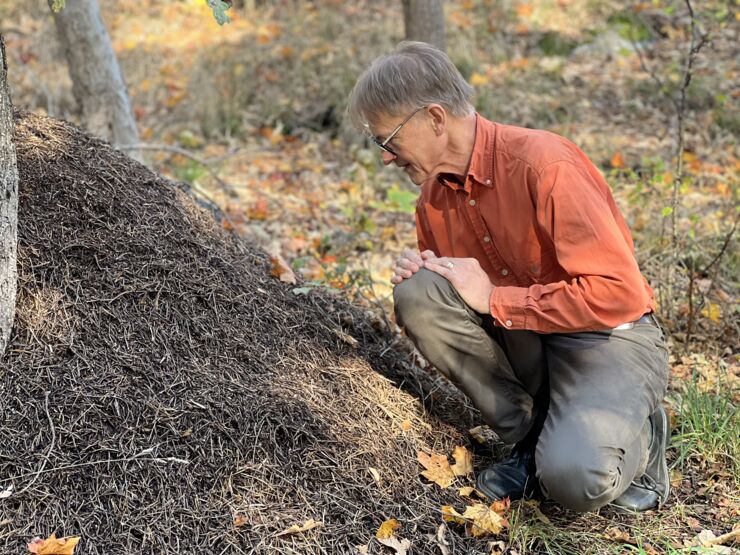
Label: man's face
xmin=368 ymin=108 xmax=442 ymax=186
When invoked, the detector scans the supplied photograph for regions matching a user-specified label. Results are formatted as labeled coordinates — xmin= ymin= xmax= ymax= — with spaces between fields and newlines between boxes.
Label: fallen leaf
xmin=458 ymin=486 xmax=476 ymax=497
xmin=441 ymin=505 xmax=467 ymax=525
xmin=27 ymin=533 xmax=80 ymax=555
xmin=400 ymin=419 xmax=413 ymax=431
xmin=418 ymin=451 xmax=455 ymax=488
xmin=610 ymin=151 xmax=626 ymax=168
xmin=270 ymin=254 xmax=297 ymax=284
xmin=247 ymin=198 xmax=269 ymax=220
xmin=516 ymin=3 xmax=533 ymax=18
xmin=275 ymin=518 xmax=321 ymax=537
xmin=450 ymin=446 xmax=474 ymax=477
xmin=605 ymin=526 xmax=635 ymax=543
xmin=522 ymin=499 xmax=550 ymax=524
xmin=233 ymin=514 xmax=247 ymax=527
xmin=368 ymin=467 xmax=381 ymax=483
xmin=377 ymin=535 xmax=411 ymax=555
xmin=700 ymin=302 xmax=721 ymax=322
xmin=0 ymin=485 xmax=12 ymax=499
xmin=490 ymin=540 xmax=507 ymax=554
xmin=469 ymin=425 xmax=496 ymax=444
xmin=376 ymin=519 xmax=400 ymax=540
xmin=462 ymin=502 xmax=508 ymax=537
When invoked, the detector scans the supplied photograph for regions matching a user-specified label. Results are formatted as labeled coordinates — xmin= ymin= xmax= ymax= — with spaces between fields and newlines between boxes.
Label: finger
xmin=420 ymin=250 xmax=438 ymax=260
xmin=402 ymin=248 xmax=424 ymax=265
xmin=394 ymin=265 xmax=413 ymax=279
xmin=397 ymin=258 xmax=420 ymax=272
xmin=423 ymin=259 xmax=452 ymax=277
xmin=426 ymin=257 xmax=455 ymax=270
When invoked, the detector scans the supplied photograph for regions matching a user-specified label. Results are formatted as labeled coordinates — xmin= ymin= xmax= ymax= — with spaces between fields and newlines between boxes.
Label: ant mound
xmin=1 ymin=111 xmax=483 ymax=554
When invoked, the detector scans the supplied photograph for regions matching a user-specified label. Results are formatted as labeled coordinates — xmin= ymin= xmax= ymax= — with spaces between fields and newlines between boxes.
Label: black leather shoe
xmin=476 ymin=444 xmax=538 ymax=501
xmin=612 ymin=405 xmax=670 ymax=512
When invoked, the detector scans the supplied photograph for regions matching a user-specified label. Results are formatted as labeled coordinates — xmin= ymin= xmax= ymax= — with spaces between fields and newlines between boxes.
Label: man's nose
xmin=381 ymin=150 xmax=396 ymax=165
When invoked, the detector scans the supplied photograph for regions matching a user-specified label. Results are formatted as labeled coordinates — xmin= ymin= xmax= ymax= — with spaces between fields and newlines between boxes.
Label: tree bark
xmin=402 ymin=0 xmax=447 ymax=52
xmin=49 ymin=0 xmax=139 ymax=149
xmin=0 ymin=35 xmax=18 ymax=355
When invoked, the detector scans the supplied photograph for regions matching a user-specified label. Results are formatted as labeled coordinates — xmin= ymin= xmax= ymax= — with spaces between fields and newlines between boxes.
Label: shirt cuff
xmin=490 ymin=285 xmax=529 ymax=329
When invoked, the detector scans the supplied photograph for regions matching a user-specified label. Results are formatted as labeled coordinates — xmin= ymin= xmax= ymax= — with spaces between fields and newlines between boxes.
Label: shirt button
xmin=469 ymin=199 xmax=476 ymax=206
xmin=501 ymin=269 xmax=509 ymax=276
xmin=505 ymin=320 xmax=513 ymax=327
xmin=483 ymin=235 xmax=491 ymax=243
xmin=485 ymin=179 xmax=492 ymax=185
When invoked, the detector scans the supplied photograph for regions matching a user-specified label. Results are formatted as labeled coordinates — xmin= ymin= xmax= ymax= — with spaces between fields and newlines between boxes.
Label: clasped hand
xmin=391 ymin=249 xmax=494 ymax=314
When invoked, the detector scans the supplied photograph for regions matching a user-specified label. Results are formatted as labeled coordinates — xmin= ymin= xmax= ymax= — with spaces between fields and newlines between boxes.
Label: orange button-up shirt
xmin=415 ymin=114 xmax=655 ymax=333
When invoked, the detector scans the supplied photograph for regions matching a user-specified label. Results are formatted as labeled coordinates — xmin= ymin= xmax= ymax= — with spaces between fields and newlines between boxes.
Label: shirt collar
xmin=466 ymin=113 xmax=496 ymax=188
xmin=435 ymin=113 xmax=495 ymax=191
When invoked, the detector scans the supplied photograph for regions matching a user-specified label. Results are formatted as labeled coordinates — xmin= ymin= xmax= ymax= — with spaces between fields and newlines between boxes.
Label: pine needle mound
xmin=0 ymin=111 xmax=488 ymax=554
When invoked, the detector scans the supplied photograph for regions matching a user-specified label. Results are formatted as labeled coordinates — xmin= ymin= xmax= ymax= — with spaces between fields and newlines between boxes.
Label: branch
xmin=700 ymin=212 xmax=739 ymax=276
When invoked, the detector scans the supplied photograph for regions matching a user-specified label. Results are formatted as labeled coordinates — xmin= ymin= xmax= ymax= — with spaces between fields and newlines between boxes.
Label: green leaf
xmin=661 ymin=206 xmax=674 ymax=217
xmin=49 ymin=0 xmax=65 ymax=12
xmin=206 ymin=0 xmax=231 ymax=25
xmin=386 ymin=185 xmax=418 ymax=214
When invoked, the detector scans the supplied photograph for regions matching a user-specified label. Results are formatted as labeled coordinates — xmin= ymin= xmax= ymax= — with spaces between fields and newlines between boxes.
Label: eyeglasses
xmin=370 ymin=105 xmax=428 ymax=157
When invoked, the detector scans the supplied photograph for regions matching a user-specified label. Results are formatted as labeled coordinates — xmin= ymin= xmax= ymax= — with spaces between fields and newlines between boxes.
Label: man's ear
xmin=427 ymin=104 xmax=446 ymax=136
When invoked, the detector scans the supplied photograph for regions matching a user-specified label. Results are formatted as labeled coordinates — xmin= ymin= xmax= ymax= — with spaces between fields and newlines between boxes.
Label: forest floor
xmin=2 ymin=0 xmax=739 ymax=552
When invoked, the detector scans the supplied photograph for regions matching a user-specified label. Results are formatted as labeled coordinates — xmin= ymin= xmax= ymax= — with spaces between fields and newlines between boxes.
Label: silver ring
xmin=446 ymin=261 xmax=454 ymax=269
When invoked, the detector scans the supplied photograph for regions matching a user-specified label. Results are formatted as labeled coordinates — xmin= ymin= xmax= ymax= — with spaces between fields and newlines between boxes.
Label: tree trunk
xmin=402 ymin=0 xmax=446 ymax=52
xmin=0 ymin=35 xmax=18 ymax=355
xmin=48 ymin=0 xmax=139 ymax=149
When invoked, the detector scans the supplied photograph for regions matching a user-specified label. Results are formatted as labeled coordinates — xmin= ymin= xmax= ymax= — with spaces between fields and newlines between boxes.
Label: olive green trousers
xmin=394 ymin=269 xmax=669 ymax=512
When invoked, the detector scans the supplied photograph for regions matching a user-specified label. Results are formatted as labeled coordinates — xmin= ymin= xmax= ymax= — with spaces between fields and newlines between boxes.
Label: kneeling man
xmin=347 ymin=41 xmax=670 ymax=512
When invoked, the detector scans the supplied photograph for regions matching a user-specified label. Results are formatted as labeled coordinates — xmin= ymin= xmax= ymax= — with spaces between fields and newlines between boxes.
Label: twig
xmin=2 ymin=456 xmax=191 ymax=486
xmin=700 ymin=212 xmax=738 ymax=276
xmin=117 ymin=143 xmax=236 ymax=194
xmin=700 ymin=527 xmax=740 ymax=547
xmin=631 ymin=1 xmax=709 ymax=322
xmin=15 ymin=391 xmax=56 ymax=496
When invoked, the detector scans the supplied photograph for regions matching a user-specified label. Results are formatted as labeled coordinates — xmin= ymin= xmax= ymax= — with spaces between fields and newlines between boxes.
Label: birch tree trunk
xmin=49 ymin=0 xmax=139 ymax=149
xmin=402 ymin=0 xmax=447 ymax=52
xmin=0 ymin=35 xmax=18 ymax=355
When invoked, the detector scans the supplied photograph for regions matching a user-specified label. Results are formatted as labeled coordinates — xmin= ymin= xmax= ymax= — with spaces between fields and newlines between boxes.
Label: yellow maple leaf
xmin=376 ymin=518 xmax=400 ymax=540
xmin=462 ymin=502 xmax=508 ymax=537
xmin=450 ymin=446 xmax=474 ymax=477
xmin=417 ymin=451 xmax=455 ymax=488
xmin=27 ymin=534 xmax=80 ymax=555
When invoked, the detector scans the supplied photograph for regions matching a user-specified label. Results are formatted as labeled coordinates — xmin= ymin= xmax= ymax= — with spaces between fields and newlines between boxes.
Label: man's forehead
xmin=365 ymin=112 xmax=400 ymax=136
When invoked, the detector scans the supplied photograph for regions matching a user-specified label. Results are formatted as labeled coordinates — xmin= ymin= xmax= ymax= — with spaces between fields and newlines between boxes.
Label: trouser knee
xmin=536 ymin=438 xmax=622 ymax=512
xmin=393 ymin=269 xmax=458 ymax=329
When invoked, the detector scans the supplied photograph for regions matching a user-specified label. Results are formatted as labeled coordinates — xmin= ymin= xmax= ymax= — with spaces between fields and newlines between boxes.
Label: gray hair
xmin=346 ymin=41 xmax=475 ymax=130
